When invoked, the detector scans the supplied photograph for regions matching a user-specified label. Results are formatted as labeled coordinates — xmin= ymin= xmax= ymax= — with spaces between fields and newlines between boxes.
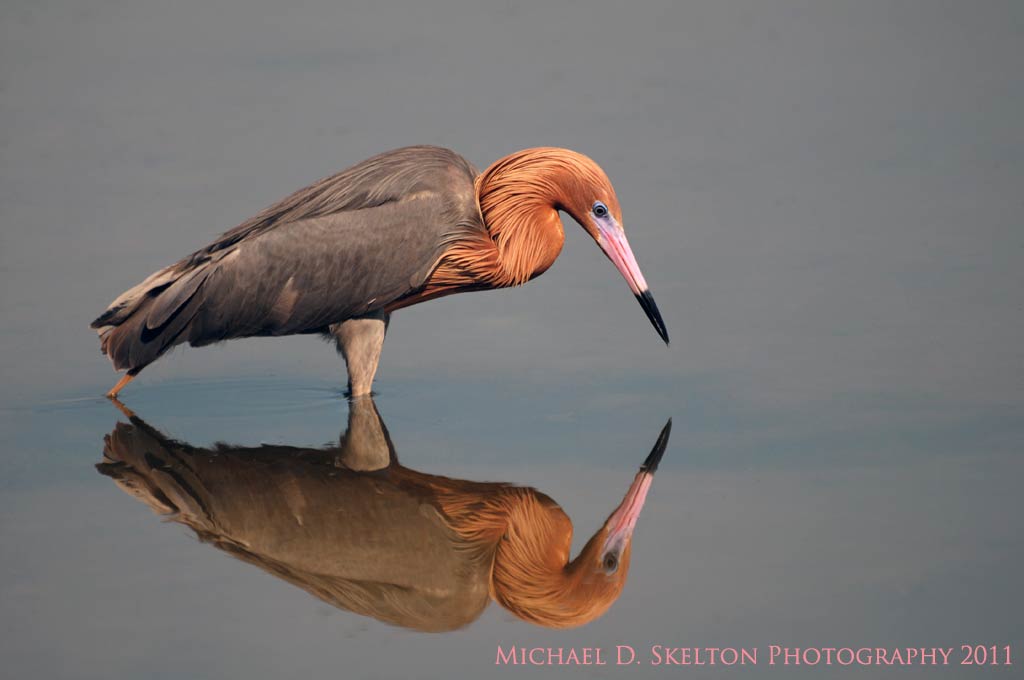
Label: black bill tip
xmin=636 ymin=290 xmax=670 ymax=345
xmin=640 ymin=418 xmax=672 ymax=474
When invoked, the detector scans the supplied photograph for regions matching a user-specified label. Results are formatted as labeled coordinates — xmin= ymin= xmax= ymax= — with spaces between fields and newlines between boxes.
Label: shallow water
xmin=2 ymin=1 xmax=1023 ymax=678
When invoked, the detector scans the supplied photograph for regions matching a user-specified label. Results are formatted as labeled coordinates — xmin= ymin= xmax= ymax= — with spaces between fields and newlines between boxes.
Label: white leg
xmin=330 ymin=311 xmax=390 ymax=397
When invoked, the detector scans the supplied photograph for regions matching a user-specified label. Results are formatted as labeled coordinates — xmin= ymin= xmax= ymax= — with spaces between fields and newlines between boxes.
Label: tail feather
xmin=90 ymin=264 xmax=180 ymax=330
xmin=144 ymin=266 xmax=210 ymax=330
xmin=93 ymin=262 xmax=214 ymax=373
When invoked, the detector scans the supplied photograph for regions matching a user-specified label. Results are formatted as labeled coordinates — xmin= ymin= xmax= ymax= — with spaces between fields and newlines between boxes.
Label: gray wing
xmin=91 ymin=146 xmax=482 ymax=371
xmin=187 ymin=191 xmax=465 ymax=342
xmin=182 ymin=145 xmax=479 ymax=267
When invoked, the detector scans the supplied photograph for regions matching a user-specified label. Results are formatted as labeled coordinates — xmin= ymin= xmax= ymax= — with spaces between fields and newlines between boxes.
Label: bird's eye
xmin=592 ymin=202 xmax=609 ymax=218
xmin=602 ymin=552 xmax=619 ymax=573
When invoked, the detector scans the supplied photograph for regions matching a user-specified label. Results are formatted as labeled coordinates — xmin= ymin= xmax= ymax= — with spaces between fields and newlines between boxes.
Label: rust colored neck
xmin=472 ymin=150 xmax=574 ymax=287
xmin=401 ymin=148 xmax=612 ymax=308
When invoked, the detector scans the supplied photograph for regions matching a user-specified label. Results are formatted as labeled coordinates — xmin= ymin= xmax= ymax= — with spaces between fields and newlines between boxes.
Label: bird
xmin=97 ymin=397 xmax=672 ymax=630
xmin=91 ymin=145 xmax=668 ymax=398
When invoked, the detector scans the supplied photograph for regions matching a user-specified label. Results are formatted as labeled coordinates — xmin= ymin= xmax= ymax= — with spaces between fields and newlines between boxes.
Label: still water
xmin=2 ymin=1 xmax=1022 ymax=679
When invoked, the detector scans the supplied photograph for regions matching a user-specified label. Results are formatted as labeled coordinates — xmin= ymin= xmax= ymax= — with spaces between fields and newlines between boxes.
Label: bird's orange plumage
xmin=408 ymin=147 xmax=623 ymax=302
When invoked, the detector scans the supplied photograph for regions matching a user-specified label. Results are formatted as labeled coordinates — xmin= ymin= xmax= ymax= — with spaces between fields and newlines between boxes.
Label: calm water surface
xmin=2 ymin=1 xmax=1022 ymax=678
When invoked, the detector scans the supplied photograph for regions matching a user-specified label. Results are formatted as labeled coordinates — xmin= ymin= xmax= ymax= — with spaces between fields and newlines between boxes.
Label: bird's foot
xmin=106 ymin=373 xmax=135 ymax=399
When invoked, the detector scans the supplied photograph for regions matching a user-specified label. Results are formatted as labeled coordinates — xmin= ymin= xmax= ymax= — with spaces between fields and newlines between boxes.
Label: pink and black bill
xmin=592 ymin=204 xmax=670 ymax=345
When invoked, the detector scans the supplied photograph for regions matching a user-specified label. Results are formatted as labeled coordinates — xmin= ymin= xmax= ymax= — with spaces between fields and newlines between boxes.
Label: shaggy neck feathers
xmin=412 ymin=147 xmax=617 ymax=305
xmin=471 ymin=148 xmax=614 ymax=287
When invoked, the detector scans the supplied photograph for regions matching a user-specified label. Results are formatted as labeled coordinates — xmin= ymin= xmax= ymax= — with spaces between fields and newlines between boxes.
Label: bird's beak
xmin=603 ymin=419 xmax=672 ymax=552
xmin=596 ymin=221 xmax=669 ymax=344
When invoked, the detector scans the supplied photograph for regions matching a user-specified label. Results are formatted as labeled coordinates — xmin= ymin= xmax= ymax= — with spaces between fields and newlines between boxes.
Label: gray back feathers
xmin=92 ymin=146 xmax=483 ymax=373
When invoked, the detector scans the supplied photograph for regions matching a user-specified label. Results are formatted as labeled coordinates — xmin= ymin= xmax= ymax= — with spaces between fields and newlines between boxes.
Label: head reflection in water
xmin=97 ymin=399 xmax=671 ymax=631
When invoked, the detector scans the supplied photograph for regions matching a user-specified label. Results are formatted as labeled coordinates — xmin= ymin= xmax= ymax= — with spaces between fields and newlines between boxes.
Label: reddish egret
xmin=93 ymin=146 xmax=668 ymax=397
xmin=98 ymin=399 xmax=671 ymax=630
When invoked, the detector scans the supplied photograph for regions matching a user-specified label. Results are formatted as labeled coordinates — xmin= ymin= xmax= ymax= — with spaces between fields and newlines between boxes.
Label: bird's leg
xmin=106 ymin=373 xmax=135 ymax=399
xmin=330 ymin=311 xmax=390 ymax=397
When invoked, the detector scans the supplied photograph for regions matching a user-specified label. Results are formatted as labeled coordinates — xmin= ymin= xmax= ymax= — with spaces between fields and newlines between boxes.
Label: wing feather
xmin=91 ymin=145 xmax=484 ymax=372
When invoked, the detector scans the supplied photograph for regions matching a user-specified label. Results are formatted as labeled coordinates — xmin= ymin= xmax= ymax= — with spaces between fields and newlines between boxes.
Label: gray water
xmin=2 ymin=1 xmax=1022 ymax=678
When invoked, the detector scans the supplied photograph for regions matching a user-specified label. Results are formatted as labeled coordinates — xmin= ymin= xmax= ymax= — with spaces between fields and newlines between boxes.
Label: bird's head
xmin=477 ymin=148 xmax=669 ymax=344
xmin=489 ymin=420 xmax=672 ymax=628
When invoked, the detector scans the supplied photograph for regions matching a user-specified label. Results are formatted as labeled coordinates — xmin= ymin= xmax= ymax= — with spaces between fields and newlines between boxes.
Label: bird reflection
xmin=97 ymin=399 xmax=671 ymax=631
